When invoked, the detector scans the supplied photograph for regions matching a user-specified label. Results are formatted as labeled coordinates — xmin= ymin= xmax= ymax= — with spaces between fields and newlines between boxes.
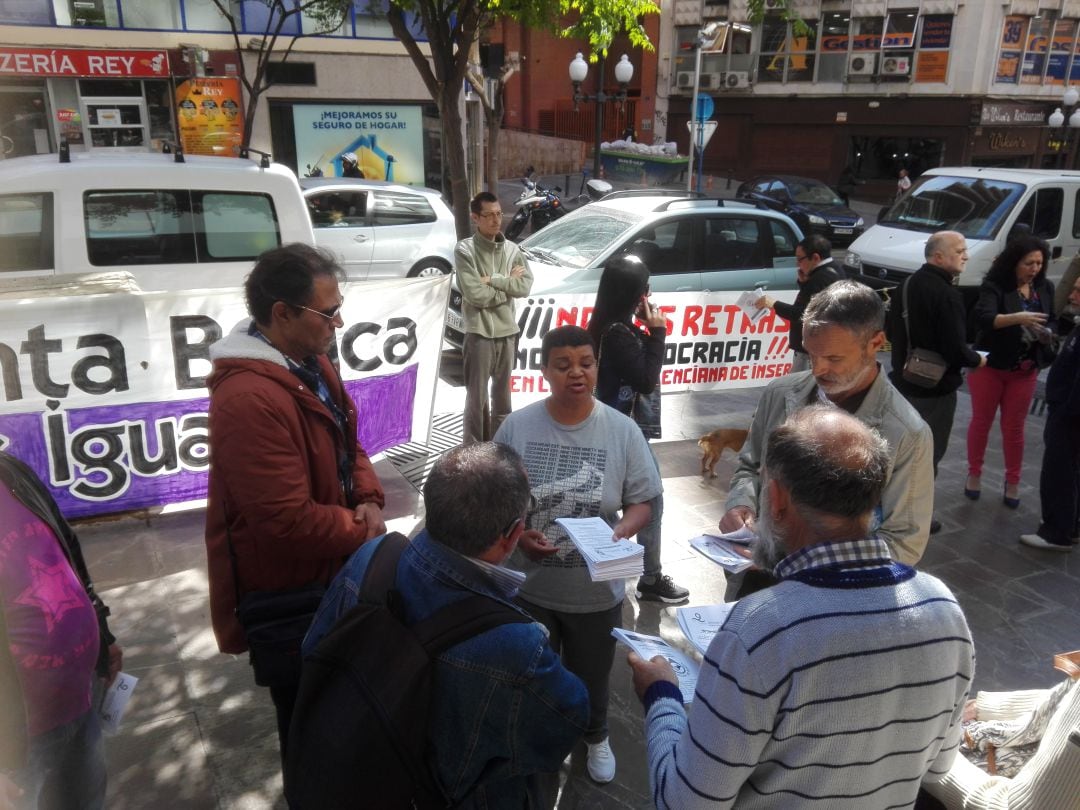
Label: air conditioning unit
xmin=676 ymin=71 xmax=695 ymax=89
xmin=847 ymin=53 xmax=877 ymax=76
xmin=880 ymin=56 xmax=911 ymax=76
xmin=699 ymin=72 xmax=722 ymax=90
xmin=723 ymin=71 xmax=750 ymax=89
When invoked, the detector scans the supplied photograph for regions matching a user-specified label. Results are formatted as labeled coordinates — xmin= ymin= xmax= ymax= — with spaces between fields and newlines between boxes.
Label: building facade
xmin=0 ymin=1 xmax=440 ymax=185
xmin=656 ymin=0 xmax=1080 ymax=201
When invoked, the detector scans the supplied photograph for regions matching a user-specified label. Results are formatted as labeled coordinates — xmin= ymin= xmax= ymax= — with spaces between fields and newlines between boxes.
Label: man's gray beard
xmin=752 ymin=489 xmax=788 ymax=571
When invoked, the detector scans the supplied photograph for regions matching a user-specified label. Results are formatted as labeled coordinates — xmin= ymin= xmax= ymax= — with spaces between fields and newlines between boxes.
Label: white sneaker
xmin=586 ymin=737 xmax=616 ymax=783
xmin=1020 ymin=534 xmax=1072 ymax=552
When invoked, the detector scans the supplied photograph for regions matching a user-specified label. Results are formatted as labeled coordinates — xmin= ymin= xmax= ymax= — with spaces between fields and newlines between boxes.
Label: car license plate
xmin=834 ymin=228 xmax=854 ymax=235
xmin=445 ymin=309 xmax=464 ymax=332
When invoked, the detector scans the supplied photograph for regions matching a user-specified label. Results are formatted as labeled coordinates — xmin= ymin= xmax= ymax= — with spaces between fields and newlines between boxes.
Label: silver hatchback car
xmin=301 ymin=178 xmax=456 ymax=279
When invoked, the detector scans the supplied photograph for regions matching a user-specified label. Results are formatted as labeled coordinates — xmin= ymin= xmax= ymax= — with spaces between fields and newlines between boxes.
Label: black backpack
xmin=284 ymin=532 xmax=531 ymax=809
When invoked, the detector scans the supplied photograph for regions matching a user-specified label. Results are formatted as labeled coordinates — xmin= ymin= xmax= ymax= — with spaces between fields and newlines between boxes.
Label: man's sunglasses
xmin=289 ymin=301 xmax=344 ymax=321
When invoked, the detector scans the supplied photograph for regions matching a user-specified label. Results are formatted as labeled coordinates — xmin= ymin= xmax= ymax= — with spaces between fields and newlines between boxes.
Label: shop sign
xmin=0 ymin=47 xmax=169 ymax=78
xmin=986 ymin=130 xmax=1030 ymax=152
xmin=980 ymin=103 xmax=1046 ymax=126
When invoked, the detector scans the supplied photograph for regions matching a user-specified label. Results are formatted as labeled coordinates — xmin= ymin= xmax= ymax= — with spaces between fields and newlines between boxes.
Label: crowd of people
xmin=2 ymin=188 xmax=1078 ymax=809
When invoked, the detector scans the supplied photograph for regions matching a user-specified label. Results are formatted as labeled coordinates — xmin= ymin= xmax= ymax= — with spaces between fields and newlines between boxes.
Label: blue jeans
xmin=16 ymin=691 xmax=106 ymax=810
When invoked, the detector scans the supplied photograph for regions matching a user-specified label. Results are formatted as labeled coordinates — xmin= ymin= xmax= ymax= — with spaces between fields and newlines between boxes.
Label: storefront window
xmin=757 ymin=14 xmax=816 ymax=82
xmin=0 ymin=0 xmax=55 ymax=24
xmin=1021 ymin=13 xmax=1054 ymax=84
xmin=996 ymin=15 xmax=1027 ymax=84
xmin=1048 ymin=18 xmax=1076 ymax=85
xmin=847 ymin=136 xmax=943 ymax=184
xmin=818 ymin=12 xmax=850 ymax=82
xmin=0 ymin=86 xmax=51 ymax=157
xmin=915 ymin=15 xmax=953 ymax=83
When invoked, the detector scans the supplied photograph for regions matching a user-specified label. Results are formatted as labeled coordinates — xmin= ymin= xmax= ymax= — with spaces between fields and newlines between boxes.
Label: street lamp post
xmin=1047 ymin=85 xmax=1080 ymax=165
xmin=687 ymin=22 xmax=727 ymax=194
xmin=569 ymin=52 xmax=634 ymax=179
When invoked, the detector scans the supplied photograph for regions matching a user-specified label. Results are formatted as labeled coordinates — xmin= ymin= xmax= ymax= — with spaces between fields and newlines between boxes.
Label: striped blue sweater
xmin=643 ymin=542 xmax=974 ymax=809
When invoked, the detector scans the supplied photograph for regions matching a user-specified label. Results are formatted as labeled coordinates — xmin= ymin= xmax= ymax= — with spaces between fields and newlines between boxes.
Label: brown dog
xmin=698 ymin=428 xmax=749 ymax=478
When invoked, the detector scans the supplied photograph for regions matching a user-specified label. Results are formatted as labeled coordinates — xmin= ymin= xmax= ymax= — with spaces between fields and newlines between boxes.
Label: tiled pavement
xmin=81 ymin=370 xmax=1078 ymax=809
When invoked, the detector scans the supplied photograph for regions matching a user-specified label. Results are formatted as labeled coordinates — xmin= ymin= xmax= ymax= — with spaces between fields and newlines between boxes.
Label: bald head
xmin=765 ymin=406 xmax=889 ymax=527
xmin=925 ymin=231 xmax=968 ymax=277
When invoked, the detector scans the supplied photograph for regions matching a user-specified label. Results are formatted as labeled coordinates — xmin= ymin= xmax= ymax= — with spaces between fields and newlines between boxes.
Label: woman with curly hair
xmin=966 ymin=235 xmax=1056 ymax=508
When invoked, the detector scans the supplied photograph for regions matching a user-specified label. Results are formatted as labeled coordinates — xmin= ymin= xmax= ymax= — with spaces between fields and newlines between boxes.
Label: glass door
xmin=80 ymin=97 xmax=149 ymax=151
xmin=0 ymin=85 xmax=52 ymax=159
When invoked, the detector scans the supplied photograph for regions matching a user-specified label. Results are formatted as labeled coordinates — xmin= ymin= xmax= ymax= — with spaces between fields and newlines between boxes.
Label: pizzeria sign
xmin=0 ymin=47 xmax=169 ymax=78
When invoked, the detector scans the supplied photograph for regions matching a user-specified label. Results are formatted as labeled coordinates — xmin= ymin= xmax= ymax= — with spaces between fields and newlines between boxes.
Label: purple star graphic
xmin=14 ymin=556 xmax=86 ymax=634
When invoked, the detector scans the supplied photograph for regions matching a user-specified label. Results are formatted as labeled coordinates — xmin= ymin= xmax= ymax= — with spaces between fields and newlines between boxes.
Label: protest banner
xmin=0 ymin=275 xmax=449 ymax=519
xmin=505 ymin=291 xmax=795 ymax=404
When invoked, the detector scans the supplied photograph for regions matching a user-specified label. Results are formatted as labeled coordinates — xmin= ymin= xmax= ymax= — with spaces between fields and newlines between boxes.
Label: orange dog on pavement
xmin=698 ymin=428 xmax=749 ymax=478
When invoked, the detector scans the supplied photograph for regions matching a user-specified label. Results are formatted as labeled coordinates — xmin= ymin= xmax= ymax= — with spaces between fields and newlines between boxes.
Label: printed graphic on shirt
xmin=523 ymin=441 xmax=605 ymax=570
xmin=15 ymin=554 xmax=89 ymax=634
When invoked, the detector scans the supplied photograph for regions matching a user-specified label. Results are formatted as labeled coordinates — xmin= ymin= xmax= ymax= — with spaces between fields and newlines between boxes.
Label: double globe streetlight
xmin=569 ymin=52 xmax=634 ymax=178
xmin=1047 ymin=85 xmax=1080 ymax=156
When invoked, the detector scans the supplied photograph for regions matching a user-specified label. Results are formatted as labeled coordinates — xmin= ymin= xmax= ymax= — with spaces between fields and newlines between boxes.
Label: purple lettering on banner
xmin=0 ymin=364 xmax=417 ymax=520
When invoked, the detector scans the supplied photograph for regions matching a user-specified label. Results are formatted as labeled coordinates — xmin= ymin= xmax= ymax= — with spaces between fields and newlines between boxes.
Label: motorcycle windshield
xmin=521 ymin=212 xmax=632 ymax=269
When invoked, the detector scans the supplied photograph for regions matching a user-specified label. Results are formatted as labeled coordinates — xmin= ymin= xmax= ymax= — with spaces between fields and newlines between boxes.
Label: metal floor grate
xmin=383 ymin=412 xmax=463 ymax=492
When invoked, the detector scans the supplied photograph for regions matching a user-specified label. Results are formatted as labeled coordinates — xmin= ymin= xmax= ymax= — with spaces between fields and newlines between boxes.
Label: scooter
xmin=505 ymin=167 xmax=612 ymax=241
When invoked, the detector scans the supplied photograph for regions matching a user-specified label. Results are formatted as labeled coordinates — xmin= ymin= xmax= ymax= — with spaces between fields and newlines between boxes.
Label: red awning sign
xmin=0 ymin=48 xmax=169 ymax=78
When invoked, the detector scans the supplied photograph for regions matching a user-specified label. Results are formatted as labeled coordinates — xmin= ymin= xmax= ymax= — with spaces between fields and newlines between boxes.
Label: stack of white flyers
xmin=689 ymin=529 xmax=755 ymax=573
xmin=555 ymin=517 xmax=644 ymax=581
xmin=676 ymin=603 xmax=736 ymax=656
xmin=612 ymin=628 xmax=699 ymax=704
xmin=735 ymin=288 xmax=769 ymax=325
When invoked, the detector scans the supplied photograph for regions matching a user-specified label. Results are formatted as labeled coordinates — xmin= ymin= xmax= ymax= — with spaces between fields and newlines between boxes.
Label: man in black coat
xmin=888 ymin=231 xmax=986 ymax=531
xmin=756 ymin=234 xmax=843 ymax=372
xmin=1021 ymin=276 xmax=1080 ymax=552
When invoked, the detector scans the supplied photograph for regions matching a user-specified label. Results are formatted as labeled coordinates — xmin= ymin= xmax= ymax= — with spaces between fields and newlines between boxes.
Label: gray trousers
xmin=462 ymin=332 xmax=515 ymax=444
xmin=516 ymin=599 xmax=622 ymax=744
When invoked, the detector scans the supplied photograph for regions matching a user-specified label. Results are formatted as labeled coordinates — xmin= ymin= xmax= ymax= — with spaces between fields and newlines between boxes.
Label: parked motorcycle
xmin=505 ymin=167 xmax=612 ymax=241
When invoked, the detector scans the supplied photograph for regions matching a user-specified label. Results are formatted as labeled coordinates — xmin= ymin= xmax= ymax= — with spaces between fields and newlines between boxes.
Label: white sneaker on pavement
xmin=586 ymin=737 xmax=616 ymax=783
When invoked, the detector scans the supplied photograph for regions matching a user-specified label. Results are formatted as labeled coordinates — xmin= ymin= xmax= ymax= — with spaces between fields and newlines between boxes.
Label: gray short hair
xmin=765 ymin=405 xmax=889 ymax=523
xmin=925 ymin=230 xmax=961 ymax=260
xmin=423 ymin=443 xmax=530 ymax=557
xmin=802 ymin=280 xmax=885 ymax=344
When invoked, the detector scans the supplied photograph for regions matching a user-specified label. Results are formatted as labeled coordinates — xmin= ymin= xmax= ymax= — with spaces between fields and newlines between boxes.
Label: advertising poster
xmin=0 ymin=276 xmax=448 ymax=519
xmin=176 ymin=77 xmax=244 ymax=156
xmin=292 ymin=104 xmax=424 ymax=183
xmin=1048 ymin=20 xmax=1078 ymax=85
xmin=996 ymin=15 xmax=1027 ymax=84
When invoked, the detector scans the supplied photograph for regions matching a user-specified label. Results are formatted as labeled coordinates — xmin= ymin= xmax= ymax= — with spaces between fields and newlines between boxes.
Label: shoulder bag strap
xmin=901 ymin=277 xmax=916 ymax=359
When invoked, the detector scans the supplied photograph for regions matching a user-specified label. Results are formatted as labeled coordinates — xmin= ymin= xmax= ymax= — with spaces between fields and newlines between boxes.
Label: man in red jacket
xmin=204 ymin=243 xmax=385 ymax=760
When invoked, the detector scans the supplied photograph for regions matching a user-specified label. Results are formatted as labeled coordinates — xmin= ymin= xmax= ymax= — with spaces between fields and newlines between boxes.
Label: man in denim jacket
xmin=303 ymin=442 xmax=588 ymax=807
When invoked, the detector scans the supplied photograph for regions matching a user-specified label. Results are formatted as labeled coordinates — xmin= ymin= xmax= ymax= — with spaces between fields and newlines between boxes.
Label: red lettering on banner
xmin=510 ymin=374 xmax=549 ymax=394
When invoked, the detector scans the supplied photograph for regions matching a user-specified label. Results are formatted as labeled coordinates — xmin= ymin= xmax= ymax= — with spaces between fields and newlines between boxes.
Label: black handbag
xmin=900 ymin=279 xmax=948 ymax=388
xmin=235 ymin=585 xmax=326 ymax=688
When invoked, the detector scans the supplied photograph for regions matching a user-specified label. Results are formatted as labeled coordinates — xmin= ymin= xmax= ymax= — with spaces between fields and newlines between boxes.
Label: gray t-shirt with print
xmin=494 ymin=400 xmax=663 ymax=613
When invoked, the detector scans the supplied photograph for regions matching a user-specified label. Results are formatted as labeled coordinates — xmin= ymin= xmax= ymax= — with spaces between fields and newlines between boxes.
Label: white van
xmin=0 ymin=151 xmax=316 ymax=292
xmin=843 ymin=167 xmax=1080 ymax=305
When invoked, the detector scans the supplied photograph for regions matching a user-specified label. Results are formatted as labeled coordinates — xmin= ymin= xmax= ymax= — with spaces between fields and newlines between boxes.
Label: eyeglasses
xmin=476 ymin=210 xmax=503 ymax=220
xmin=289 ymin=301 xmax=343 ymax=321
xmin=499 ymin=494 xmax=538 ymax=538
xmin=795 ymin=253 xmax=809 ymax=263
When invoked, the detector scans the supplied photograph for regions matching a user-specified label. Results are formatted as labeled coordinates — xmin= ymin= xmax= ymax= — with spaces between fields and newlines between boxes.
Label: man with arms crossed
xmin=721 ymin=281 xmax=934 ymax=592
xmin=457 ymin=191 xmax=534 ymax=443
xmin=629 ymin=406 xmax=974 ymax=809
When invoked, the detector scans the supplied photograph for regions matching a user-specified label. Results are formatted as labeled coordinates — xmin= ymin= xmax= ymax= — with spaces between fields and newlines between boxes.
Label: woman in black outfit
xmin=966 ymin=235 xmax=1056 ymax=508
xmin=588 ymin=254 xmax=688 ymax=603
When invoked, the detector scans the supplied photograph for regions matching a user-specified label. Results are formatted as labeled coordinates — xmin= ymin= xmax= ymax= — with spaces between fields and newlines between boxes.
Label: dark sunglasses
xmin=289 ymin=301 xmax=344 ymax=321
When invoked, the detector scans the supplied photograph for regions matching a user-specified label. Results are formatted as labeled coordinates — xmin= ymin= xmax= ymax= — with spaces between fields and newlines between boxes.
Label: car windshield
xmin=520 ymin=212 xmax=634 ymax=268
xmin=877 ymin=176 xmax=1026 ymax=239
xmin=786 ymin=179 xmax=844 ymax=206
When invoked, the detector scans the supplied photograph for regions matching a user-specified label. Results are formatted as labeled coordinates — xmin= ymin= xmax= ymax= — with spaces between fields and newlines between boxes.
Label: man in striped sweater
xmin=628 ymin=406 xmax=974 ymax=809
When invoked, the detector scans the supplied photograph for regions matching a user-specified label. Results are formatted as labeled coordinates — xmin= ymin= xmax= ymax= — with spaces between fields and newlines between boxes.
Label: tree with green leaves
xmin=211 ymin=0 xmax=352 ymax=150
xmin=387 ymin=0 xmax=659 ymax=238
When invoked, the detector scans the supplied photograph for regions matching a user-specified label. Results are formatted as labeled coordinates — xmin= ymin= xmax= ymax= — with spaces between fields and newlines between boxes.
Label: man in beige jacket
xmin=456 ymin=191 xmax=534 ymax=443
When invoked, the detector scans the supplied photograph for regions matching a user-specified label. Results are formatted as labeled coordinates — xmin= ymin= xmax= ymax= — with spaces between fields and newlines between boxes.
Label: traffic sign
xmin=695 ymin=94 xmax=714 ymax=121
xmin=687 ymin=119 xmax=718 ymax=149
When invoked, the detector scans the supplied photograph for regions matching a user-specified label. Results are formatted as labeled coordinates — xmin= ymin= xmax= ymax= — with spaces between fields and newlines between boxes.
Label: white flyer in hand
xmin=555 ymin=516 xmax=644 ymax=581
xmin=99 ymin=671 xmax=139 ymax=735
xmin=676 ymin=603 xmax=736 ymax=656
xmin=689 ymin=534 xmax=754 ymax=573
xmin=735 ymin=288 xmax=769 ymax=324
xmin=612 ymin=628 xmax=699 ymax=704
